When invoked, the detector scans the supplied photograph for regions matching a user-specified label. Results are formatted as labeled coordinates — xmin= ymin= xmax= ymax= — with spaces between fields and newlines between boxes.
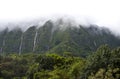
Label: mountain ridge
xmin=0 ymin=20 xmax=120 ymax=57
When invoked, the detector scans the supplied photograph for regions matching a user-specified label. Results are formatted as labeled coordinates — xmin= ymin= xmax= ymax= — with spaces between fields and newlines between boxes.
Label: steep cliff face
xmin=0 ymin=28 xmax=22 ymax=54
xmin=21 ymin=26 xmax=36 ymax=53
xmin=0 ymin=20 xmax=120 ymax=56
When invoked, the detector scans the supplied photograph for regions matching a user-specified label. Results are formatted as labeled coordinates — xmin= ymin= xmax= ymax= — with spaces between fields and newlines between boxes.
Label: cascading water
xmin=1 ymin=39 xmax=5 ymax=55
xmin=19 ymin=35 xmax=23 ymax=55
xmin=94 ymin=41 xmax=97 ymax=47
xmin=33 ymin=29 xmax=38 ymax=52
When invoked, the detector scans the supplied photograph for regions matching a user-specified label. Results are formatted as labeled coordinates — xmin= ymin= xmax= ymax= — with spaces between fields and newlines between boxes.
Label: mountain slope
xmin=0 ymin=20 xmax=120 ymax=56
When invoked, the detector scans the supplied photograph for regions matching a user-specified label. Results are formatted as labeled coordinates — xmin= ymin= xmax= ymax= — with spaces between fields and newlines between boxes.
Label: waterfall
xmin=33 ymin=29 xmax=38 ymax=52
xmin=94 ymin=41 xmax=97 ymax=47
xmin=1 ymin=39 xmax=5 ymax=55
xmin=19 ymin=35 xmax=23 ymax=55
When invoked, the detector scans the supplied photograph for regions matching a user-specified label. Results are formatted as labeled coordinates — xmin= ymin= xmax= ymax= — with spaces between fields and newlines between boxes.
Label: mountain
xmin=0 ymin=20 xmax=120 ymax=57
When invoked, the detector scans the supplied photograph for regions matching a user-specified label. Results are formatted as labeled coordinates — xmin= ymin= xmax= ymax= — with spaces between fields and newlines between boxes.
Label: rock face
xmin=0 ymin=20 xmax=120 ymax=57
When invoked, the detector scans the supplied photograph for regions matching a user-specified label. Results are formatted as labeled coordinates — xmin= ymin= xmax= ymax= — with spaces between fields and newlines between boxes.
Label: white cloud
xmin=0 ymin=0 xmax=120 ymax=34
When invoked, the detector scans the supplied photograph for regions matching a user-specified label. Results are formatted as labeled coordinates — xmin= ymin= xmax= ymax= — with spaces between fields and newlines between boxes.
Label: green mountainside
xmin=0 ymin=20 xmax=120 ymax=57
xmin=0 ymin=20 xmax=120 ymax=79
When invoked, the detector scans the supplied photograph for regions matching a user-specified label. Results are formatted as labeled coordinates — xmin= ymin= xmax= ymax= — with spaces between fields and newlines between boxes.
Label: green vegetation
xmin=0 ymin=21 xmax=120 ymax=57
xmin=0 ymin=45 xmax=120 ymax=79
xmin=0 ymin=20 xmax=120 ymax=79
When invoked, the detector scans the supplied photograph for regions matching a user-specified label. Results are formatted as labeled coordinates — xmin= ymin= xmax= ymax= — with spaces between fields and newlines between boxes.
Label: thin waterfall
xmin=94 ymin=41 xmax=97 ymax=47
xmin=47 ymin=29 xmax=54 ymax=51
xmin=19 ymin=35 xmax=23 ymax=55
xmin=1 ymin=39 xmax=5 ymax=55
xmin=33 ymin=29 xmax=38 ymax=52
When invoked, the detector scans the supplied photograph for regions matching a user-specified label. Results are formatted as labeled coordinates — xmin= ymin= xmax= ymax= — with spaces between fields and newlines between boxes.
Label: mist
xmin=0 ymin=15 xmax=119 ymax=37
xmin=0 ymin=0 xmax=120 ymax=35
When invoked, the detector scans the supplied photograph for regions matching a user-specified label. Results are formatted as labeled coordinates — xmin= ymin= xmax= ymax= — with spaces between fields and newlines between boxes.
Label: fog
xmin=0 ymin=0 xmax=120 ymax=35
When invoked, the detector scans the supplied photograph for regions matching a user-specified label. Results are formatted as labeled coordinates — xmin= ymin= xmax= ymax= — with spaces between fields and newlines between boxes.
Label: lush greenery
xmin=0 ymin=20 xmax=120 ymax=79
xmin=0 ymin=20 xmax=120 ymax=57
xmin=0 ymin=45 xmax=120 ymax=79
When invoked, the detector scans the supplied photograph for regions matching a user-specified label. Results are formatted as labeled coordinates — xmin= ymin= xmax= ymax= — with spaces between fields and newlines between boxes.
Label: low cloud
xmin=0 ymin=15 xmax=120 ymax=37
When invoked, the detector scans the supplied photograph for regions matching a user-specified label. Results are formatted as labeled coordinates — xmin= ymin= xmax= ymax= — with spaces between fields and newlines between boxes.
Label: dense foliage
xmin=0 ymin=45 xmax=120 ymax=79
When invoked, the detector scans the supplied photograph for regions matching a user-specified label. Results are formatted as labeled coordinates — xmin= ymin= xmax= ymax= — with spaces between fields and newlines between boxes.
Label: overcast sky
xmin=0 ymin=0 xmax=120 ymax=34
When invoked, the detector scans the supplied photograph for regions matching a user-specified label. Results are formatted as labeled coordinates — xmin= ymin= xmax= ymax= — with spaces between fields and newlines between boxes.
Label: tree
xmin=84 ymin=45 xmax=111 ymax=78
